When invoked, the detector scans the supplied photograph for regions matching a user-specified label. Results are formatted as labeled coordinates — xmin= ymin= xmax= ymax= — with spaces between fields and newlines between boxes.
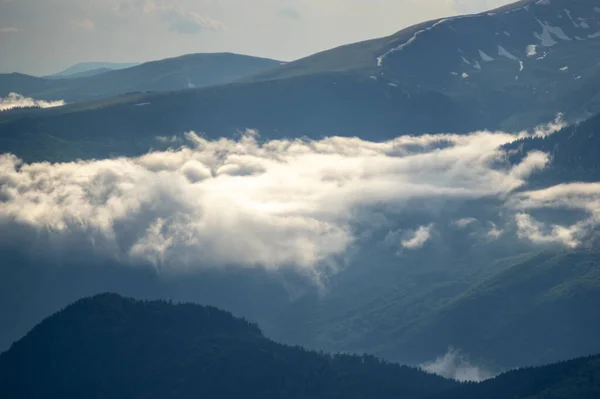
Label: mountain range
xmin=1 ymin=0 xmax=600 ymax=163
xmin=1 ymin=0 xmax=600 ymax=392
xmin=47 ymin=61 xmax=140 ymax=78
xmin=0 ymin=53 xmax=281 ymax=104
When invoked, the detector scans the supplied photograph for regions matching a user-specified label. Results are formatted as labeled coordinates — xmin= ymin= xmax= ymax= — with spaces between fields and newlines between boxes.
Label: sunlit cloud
xmin=0 ymin=93 xmax=65 ymax=111
xmin=0 ymin=121 xmax=568 ymax=281
xmin=509 ymin=183 xmax=600 ymax=248
xmin=401 ymin=224 xmax=434 ymax=249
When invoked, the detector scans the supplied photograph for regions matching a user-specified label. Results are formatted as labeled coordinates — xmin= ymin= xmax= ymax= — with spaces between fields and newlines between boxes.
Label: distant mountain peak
xmin=50 ymin=61 xmax=140 ymax=77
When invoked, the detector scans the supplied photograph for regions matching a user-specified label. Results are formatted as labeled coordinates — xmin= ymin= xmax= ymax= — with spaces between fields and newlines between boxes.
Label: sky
xmin=0 ymin=0 xmax=513 ymax=76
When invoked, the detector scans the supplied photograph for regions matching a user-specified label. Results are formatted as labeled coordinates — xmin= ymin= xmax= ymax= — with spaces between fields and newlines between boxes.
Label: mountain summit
xmin=0 ymin=294 xmax=455 ymax=399
xmin=253 ymin=0 xmax=600 ymax=128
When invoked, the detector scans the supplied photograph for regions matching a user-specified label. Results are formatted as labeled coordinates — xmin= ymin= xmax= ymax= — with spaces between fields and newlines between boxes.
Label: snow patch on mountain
xmin=376 ymin=16 xmax=475 ymax=66
xmin=498 ymin=45 xmax=519 ymax=61
xmin=563 ymin=9 xmax=578 ymax=28
xmin=535 ymin=19 xmax=571 ymax=47
xmin=479 ymin=50 xmax=494 ymax=62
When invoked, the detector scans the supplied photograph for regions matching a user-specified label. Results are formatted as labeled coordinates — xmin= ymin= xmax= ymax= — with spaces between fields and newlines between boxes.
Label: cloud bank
xmin=0 ymin=93 xmax=65 ymax=111
xmin=3 ymin=121 xmax=597 ymax=281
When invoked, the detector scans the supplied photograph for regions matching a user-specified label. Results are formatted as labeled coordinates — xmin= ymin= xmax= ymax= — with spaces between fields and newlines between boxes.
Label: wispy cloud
xmin=421 ymin=348 xmax=495 ymax=382
xmin=401 ymin=224 xmax=434 ymax=249
xmin=0 ymin=93 xmax=65 ymax=111
xmin=486 ymin=222 xmax=504 ymax=240
xmin=452 ymin=217 xmax=477 ymax=229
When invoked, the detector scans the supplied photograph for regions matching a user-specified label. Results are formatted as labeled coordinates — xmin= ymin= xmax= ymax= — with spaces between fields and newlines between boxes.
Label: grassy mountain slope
xmin=1 ymin=293 xmax=599 ymax=399
xmin=2 ymin=0 xmax=600 ymax=163
xmin=251 ymin=0 xmax=600 ymax=127
xmin=0 ymin=73 xmax=468 ymax=162
xmin=0 ymin=53 xmax=282 ymax=103
xmin=46 ymin=67 xmax=114 ymax=79
xmin=0 ymin=0 xmax=600 ymax=164
xmin=0 ymin=293 xmax=456 ymax=399
xmin=0 ymin=73 xmax=54 ymax=97
xmin=383 ymin=251 xmax=600 ymax=368
xmin=49 ymin=62 xmax=139 ymax=78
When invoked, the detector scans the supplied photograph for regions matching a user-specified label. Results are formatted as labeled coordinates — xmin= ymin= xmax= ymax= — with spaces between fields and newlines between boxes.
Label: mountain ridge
xmin=0 ymin=293 xmax=456 ymax=399
xmin=49 ymin=62 xmax=140 ymax=78
xmin=0 ymin=52 xmax=282 ymax=103
xmin=1 ymin=293 xmax=599 ymax=399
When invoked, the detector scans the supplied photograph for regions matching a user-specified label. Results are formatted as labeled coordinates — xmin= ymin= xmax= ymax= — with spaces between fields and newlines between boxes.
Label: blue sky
xmin=0 ymin=0 xmax=512 ymax=75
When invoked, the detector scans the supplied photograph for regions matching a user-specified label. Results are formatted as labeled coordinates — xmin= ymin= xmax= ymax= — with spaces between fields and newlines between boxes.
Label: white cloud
xmin=487 ymin=222 xmax=504 ymax=240
xmin=421 ymin=348 xmax=495 ymax=382
xmin=509 ymin=183 xmax=600 ymax=248
xmin=0 ymin=122 xmax=566 ymax=279
xmin=511 ymin=183 xmax=600 ymax=213
xmin=0 ymin=93 xmax=65 ymax=111
xmin=452 ymin=217 xmax=477 ymax=228
xmin=402 ymin=224 xmax=434 ymax=249
xmin=514 ymin=213 xmax=581 ymax=248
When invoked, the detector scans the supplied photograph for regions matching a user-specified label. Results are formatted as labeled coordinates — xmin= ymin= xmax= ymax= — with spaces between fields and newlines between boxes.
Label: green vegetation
xmin=0 ymin=53 xmax=281 ymax=103
xmin=1 ymin=293 xmax=599 ymax=399
xmin=0 ymin=293 xmax=456 ymax=399
xmin=507 ymin=112 xmax=600 ymax=186
xmin=2 ymin=1 xmax=600 ymax=164
xmin=272 ymin=247 xmax=600 ymax=370
xmin=387 ymin=251 xmax=600 ymax=368
xmin=435 ymin=354 xmax=600 ymax=399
